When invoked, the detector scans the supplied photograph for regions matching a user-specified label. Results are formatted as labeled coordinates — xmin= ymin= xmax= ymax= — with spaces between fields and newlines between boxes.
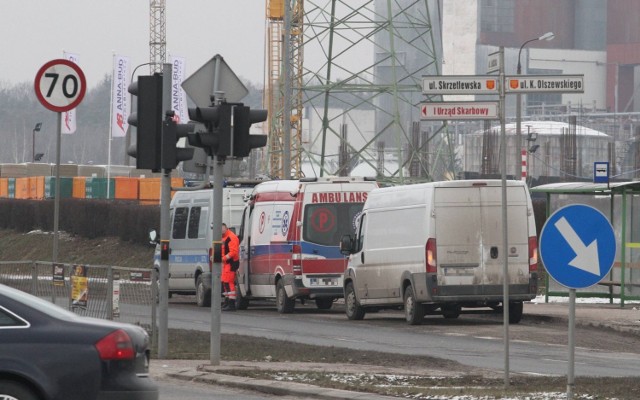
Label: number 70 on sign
xmin=34 ymin=59 xmax=86 ymax=113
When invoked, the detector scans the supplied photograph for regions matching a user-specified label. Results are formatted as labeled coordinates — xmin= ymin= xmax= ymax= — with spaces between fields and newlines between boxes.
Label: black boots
xmin=222 ymin=299 xmax=236 ymax=311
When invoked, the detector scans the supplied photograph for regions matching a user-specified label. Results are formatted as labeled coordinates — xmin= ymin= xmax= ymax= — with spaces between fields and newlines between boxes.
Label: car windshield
xmin=303 ymin=203 xmax=364 ymax=246
xmin=0 ymin=284 xmax=80 ymax=322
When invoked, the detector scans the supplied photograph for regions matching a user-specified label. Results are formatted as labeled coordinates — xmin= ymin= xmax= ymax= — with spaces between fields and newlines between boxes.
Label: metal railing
xmin=0 ymin=261 xmax=156 ymax=340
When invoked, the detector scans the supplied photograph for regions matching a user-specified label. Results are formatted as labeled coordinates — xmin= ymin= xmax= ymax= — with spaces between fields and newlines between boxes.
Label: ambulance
xmin=235 ymin=176 xmax=378 ymax=313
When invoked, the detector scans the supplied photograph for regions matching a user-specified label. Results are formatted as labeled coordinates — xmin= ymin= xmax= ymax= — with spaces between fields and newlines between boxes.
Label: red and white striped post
xmin=521 ymin=149 xmax=527 ymax=182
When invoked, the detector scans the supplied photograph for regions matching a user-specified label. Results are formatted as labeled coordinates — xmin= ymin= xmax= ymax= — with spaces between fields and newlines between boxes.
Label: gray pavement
xmin=150 ymin=300 xmax=640 ymax=399
xmin=525 ymin=299 xmax=640 ymax=335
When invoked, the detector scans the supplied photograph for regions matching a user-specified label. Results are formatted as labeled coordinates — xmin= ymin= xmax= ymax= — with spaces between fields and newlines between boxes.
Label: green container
xmin=7 ymin=178 xmax=15 ymax=198
xmin=85 ymin=178 xmax=115 ymax=199
xmin=45 ymin=177 xmax=73 ymax=199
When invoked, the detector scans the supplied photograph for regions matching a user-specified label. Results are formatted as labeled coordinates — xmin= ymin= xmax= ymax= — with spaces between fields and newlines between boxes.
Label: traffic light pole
xmin=158 ymin=63 xmax=172 ymax=359
xmin=210 ymin=154 xmax=224 ymax=365
xmin=210 ymin=83 xmax=224 ymax=365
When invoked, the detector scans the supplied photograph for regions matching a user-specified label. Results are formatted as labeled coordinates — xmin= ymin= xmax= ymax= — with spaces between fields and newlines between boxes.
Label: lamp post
xmin=515 ymin=31 xmax=554 ymax=178
xmin=32 ymin=122 xmax=42 ymax=163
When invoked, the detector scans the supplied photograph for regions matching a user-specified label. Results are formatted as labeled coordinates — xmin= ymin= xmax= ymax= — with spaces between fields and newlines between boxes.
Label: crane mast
xmin=265 ymin=0 xmax=304 ymax=178
xmin=150 ymin=0 xmax=166 ymax=73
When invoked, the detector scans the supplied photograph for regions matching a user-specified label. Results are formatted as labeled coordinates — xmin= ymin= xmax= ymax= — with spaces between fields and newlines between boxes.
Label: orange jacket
xmin=222 ymin=229 xmax=240 ymax=264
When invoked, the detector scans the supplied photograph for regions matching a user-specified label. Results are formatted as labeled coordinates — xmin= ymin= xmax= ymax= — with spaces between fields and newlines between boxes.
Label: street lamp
xmin=32 ymin=122 xmax=42 ymax=163
xmin=515 ymin=31 xmax=554 ymax=177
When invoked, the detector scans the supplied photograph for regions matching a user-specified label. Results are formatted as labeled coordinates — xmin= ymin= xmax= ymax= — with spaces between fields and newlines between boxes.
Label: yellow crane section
xmin=265 ymin=0 xmax=304 ymax=178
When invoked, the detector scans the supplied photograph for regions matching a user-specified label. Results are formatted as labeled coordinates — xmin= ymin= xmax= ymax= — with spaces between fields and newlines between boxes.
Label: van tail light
xmin=426 ymin=238 xmax=437 ymax=273
xmin=529 ymin=236 xmax=538 ymax=272
xmin=292 ymin=244 xmax=302 ymax=275
xmin=95 ymin=329 xmax=135 ymax=360
xmin=208 ymin=248 xmax=213 ymax=272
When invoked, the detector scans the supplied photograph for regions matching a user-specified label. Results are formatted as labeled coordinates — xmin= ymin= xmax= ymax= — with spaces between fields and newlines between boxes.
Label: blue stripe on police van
xmin=168 ymin=254 xmax=209 ymax=264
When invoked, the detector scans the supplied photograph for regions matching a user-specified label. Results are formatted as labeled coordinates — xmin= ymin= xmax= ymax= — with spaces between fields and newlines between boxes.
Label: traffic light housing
xmin=127 ymin=74 xmax=163 ymax=172
xmin=187 ymin=103 xmax=232 ymax=157
xmin=232 ymin=106 xmax=268 ymax=158
xmin=162 ymin=113 xmax=195 ymax=170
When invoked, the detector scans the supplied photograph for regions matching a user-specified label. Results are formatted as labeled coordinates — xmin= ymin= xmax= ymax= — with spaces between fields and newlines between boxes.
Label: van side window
xmin=172 ymin=207 xmax=189 ymax=239
xmin=187 ymin=206 xmax=209 ymax=239
xmin=357 ymin=214 xmax=366 ymax=252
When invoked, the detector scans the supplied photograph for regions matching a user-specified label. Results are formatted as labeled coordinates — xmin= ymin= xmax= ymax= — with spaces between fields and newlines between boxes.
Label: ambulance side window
xmin=172 ymin=207 xmax=189 ymax=239
xmin=356 ymin=214 xmax=366 ymax=252
xmin=238 ymin=207 xmax=251 ymax=241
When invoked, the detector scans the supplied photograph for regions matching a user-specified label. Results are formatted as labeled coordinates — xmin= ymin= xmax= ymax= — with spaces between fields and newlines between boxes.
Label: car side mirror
xmin=148 ymin=229 xmax=159 ymax=246
xmin=340 ymin=234 xmax=354 ymax=255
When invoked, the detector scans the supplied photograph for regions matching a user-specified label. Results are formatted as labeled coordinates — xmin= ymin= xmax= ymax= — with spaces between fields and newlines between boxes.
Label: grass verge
xmin=158 ymin=329 xmax=638 ymax=400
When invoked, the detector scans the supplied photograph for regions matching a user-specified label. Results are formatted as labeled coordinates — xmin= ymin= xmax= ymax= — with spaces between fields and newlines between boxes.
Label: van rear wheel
xmin=509 ymin=301 xmax=523 ymax=324
xmin=404 ymin=285 xmax=424 ymax=325
xmin=235 ymin=280 xmax=249 ymax=310
xmin=196 ymin=275 xmax=211 ymax=307
xmin=345 ymin=283 xmax=366 ymax=320
xmin=441 ymin=304 xmax=461 ymax=319
xmin=276 ymin=280 xmax=295 ymax=313
xmin=315 ymin=298 xmax=334 ymax=310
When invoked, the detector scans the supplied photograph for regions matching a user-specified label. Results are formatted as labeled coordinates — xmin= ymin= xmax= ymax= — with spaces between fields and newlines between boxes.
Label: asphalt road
xmin=165 ymin=298 xmax=640 ymax=378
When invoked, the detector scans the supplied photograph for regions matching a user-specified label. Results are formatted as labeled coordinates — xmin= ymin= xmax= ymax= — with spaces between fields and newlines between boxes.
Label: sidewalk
xmin=525 ymin=299 xmax=640 ymax=335
xmin=151 ymin=359 xmax=399 ymax=400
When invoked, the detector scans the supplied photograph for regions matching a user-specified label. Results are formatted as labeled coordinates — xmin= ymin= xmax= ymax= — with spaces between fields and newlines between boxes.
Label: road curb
xmin=166 ymin=370 xmax=397 ymax=400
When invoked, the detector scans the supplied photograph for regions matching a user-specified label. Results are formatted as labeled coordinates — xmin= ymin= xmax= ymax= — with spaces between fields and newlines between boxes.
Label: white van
xmin=152 ymin=186 xmax=251 ymax=306
xmin=340 ymin=179 xmax=538 ymax=324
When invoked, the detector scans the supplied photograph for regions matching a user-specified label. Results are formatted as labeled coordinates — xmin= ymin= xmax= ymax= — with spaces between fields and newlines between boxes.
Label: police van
xmin=340 ymin=179 xmax=538 ymax=324
xmin=152 ymin=186 xmax=252 ymax=307
xmin=235 ymin=177 xmax=378 ymax=313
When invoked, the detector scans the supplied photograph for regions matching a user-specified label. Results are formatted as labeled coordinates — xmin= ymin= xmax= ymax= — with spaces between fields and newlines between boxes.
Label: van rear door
xmin=434 ymin=183 xmax=530 ymax=296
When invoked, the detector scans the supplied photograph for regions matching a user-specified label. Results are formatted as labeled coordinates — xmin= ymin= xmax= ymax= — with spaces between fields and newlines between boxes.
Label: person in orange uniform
xmin=221 ymin=223 xmax=240 ymax=311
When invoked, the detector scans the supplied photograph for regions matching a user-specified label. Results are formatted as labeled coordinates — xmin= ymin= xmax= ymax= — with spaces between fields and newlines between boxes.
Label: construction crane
xmin=149 ymin=0 xmax=166 ymax=73
xmin=265 ymin=0 xmax=303 ymax=179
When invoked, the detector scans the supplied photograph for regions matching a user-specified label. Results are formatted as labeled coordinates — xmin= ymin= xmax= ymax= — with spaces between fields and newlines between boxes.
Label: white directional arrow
xmin=554 ymin=217 xmax=600 ymax=276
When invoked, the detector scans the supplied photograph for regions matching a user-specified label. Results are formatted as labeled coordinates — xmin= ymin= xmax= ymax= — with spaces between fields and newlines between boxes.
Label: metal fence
xmin=0 ymin=261 xmax=156 ymax=340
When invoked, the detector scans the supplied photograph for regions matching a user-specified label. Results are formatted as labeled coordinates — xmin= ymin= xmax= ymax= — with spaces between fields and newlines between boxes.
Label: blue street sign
xmin=539 ymin=204 xmax=616 ymax=289
xmin=593 ymin=162 xmax=609 ymax=184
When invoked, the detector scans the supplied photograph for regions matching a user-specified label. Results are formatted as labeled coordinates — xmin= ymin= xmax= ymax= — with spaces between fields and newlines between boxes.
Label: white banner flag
xmin=110 ymin=55 xmax=130 ymax=138
xmin=170 ymin=56 xmax=188 ymax=123
xmin=62 ymin=51 xmax=80 ymax=134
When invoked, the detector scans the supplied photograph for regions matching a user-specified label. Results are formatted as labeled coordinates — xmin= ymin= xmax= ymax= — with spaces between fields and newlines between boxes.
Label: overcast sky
xmin=1 ymin=0 xmax=265 ymax=89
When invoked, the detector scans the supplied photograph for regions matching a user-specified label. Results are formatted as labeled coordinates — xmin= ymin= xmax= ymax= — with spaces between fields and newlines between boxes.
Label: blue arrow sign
xmin=539 ymin=204 xmax=616 ymax=289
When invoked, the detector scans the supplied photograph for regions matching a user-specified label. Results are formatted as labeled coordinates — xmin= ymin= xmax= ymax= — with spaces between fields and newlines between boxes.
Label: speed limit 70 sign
xmin=34 ymin=59 xmax=86 ymax=113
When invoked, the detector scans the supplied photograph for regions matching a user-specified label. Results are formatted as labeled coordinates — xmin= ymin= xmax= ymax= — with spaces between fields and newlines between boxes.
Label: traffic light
xmin=161 ymin=113 xmax=195 ymax=170
xmin=127 ymin=74 xmax=163 ymax=172
xmin=187 ymin=103 xmax=232 ymax=157
xmin=232 ymin=105 xmax=268 ymax=158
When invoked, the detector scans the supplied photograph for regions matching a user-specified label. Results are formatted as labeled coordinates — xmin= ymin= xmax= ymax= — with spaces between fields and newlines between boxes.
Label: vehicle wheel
xmin=196 ymin=275 xmax=211 ymax=307
xmin=235 ymin=278 xmax=249 ymax=310
xmin=404 ymin=285 xmax=425 ymax=325
xmin=509 ymin=301 xmax=523 ymax=324
xmin=441 ymin=304 xmax=461 ymax=319
xmin=0 ymin=381 xmax=38 ymax=400
xmin=276 ymin=280 xmax=295 ymax=313
xmin=344 ymin=282 xmax=366 ymax=320
xmin=315 ymin=298 xmax=333 ymax=310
